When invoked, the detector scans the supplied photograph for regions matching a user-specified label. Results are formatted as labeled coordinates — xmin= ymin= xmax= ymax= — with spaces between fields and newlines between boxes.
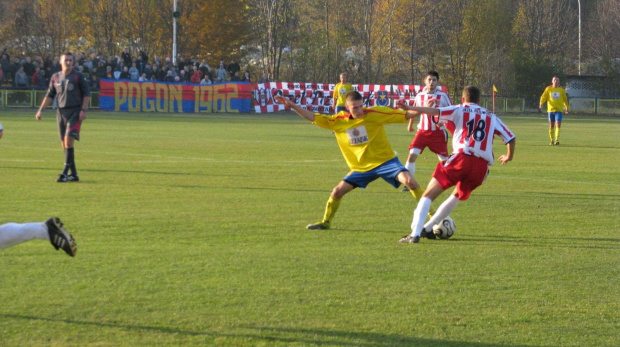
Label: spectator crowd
xmin=0 ymin=48 xmax=264 ymax=92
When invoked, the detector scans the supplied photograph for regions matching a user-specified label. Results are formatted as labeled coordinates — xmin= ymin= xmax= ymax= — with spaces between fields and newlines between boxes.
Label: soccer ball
xmin=432 ymin=216 xmax=456 ymax=239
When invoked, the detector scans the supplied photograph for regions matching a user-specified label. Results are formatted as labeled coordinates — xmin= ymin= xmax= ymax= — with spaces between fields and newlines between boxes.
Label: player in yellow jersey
xmin=275 ymin=91 xmax=431 ymax=230
xmin=539 ymin=76 xmax=569 ymax=145
xmin=332 ymin=73 xmax=354 ymax=113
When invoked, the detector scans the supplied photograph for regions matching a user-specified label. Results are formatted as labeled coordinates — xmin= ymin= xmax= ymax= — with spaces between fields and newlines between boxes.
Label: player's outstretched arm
xmin=396 ymin=102 xmax=436 ymax=120
xmin=498 ymin=138 xmax=516 ymax=165
xmin=274 ymin=95 xmax=315 ymax=122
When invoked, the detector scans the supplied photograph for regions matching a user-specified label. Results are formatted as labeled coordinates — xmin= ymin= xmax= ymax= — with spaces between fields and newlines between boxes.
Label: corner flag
xmin=492 ymin=85 xmax=498 ymax=112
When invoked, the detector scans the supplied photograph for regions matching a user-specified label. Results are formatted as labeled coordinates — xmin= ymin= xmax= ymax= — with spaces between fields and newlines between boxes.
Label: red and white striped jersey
xmin=438 ymin=103 xmax=515 ymax=165
xmin=414 ymin=88 xmax=452 ymax=131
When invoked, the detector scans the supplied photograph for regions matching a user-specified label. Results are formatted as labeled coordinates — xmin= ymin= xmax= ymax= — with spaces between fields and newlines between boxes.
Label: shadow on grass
xmin=2 ymin=166 xmax=196 ymax=177
xmin=1 ymin=314 xmax=528 ymax=347
xmin=243 ymin=326 xmax=530 ymax=347
xmin=466 ymin=234 xmax=620 ymax=243
xmin=438 ymin=234 xmax=620 ymax=250
xmin=342 ymin=230 xmax=620 ymax=250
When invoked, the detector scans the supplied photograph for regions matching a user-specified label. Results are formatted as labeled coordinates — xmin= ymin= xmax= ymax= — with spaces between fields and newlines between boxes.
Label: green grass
xmin=0 ymin=109 xmax=618 ymax=346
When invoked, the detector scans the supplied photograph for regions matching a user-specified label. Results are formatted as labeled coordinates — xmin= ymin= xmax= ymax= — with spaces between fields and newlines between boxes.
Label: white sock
xmin=0 ymin=222 xmax=48 ymax=250
xmin=410 ymin=197 xmax=432 ymax=237
xmin=405 ymin=162 xmax=416 ymax=176
xmin=423 ymin=195 xmax=460 ymax=230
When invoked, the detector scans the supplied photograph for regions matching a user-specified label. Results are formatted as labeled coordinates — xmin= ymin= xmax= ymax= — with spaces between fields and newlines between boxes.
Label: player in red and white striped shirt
xmin=403 ymin=71 xmax=452 ymax=188
xmin=397 ymin=86 xmax=516 ymax=244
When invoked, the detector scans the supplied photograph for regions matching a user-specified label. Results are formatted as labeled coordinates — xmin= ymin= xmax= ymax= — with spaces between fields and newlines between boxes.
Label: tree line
xmin=0 ymin=0 xmax=618 ymax=100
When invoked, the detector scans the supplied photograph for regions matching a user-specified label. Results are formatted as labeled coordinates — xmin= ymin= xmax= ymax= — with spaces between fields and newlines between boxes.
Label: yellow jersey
xmin=540 ymin=86 xmax=569 ymax=113
xmin=312 ymin=106 xmax=407 ymax=172
xmin=332 ymin=83 xmax=354 ymax=107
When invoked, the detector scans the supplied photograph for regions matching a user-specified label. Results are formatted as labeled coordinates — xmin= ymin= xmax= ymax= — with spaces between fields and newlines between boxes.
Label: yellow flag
xmin=493 ymin=85 xmax=498 ymax=93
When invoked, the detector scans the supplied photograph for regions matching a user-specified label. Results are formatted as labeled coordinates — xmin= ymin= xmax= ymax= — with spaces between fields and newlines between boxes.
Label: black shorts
xmin=57 ymin=107 xmax=82 ymax=141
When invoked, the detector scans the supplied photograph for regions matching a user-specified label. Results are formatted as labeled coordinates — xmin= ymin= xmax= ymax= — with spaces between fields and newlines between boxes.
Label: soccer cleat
xmin=398 ymin=234 xmax=420 ymax=244
xmin=554 ymin=141 xmax=560 ymax=146
xmin=66 ymin=174 xmax=79 ymax=182
xmin=56 ymin=174 xmax=69 ymax=182
xmin=45 ymin=217 xmax=77 ymax=257
xmin=549 ymin=141 xmax=554 ymax=146
xmin=307 ymin=221 xmax=330 ymax=230
xmin=420 ymin=227 xmax=436 ymax=239
xmin=401 ymin=187 xmax=410 ymax=192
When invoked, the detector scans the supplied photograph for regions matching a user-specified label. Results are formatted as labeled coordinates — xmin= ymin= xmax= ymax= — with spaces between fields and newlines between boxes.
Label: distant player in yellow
xmin=275 ymin=91 xmax=432 ymax=230
xmin=539 ymin=76 xmax=569 ymax=145
xmin=332 ymin=73 xmax=354 ymax=113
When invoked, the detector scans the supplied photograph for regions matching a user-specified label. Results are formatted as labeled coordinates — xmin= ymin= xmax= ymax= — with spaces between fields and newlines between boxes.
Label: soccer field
xmin=0 ymin=110 xmax=618 ymax=346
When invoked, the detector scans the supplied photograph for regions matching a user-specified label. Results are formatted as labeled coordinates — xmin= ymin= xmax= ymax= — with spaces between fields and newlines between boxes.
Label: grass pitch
xmin=0 ymin=109 xmax=618 ymax=346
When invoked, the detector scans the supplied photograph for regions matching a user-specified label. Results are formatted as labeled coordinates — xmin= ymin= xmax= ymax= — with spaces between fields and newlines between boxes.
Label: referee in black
xmin=36 ymin=52 xmax=90 ymax=182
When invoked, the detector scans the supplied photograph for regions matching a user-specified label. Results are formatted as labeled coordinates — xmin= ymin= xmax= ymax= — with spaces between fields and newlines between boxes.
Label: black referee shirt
xmin=46 ymin=69 xmax=90 ymax=109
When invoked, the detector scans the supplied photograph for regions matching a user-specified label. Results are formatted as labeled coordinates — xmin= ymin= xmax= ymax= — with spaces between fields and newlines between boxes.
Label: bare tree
xmin=512 ymin=0 xmax=575 ymax=62
xmin=586 ymin=0 xmax=620 ymax=70
xmin=0 ymin=0 xmax=75 ymax=58
xmin=85 ymin=0 xmax=124 ymax=56
xmin=249 ymin=0 xmax=296 ymax=80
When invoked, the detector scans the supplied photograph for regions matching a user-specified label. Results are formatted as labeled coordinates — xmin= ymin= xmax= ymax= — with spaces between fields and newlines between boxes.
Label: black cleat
xmin=554 ymin=141 xmax=560 ymax=146
xmin=45 ymin=217 xmax=77 ymax=257
xmin=56 ymin=174 xmax=69 ymax=182
xmin=66 ymin=174 xmax=79 ymax=182
xmin=420 ymin=227 xmax=436 ymax=239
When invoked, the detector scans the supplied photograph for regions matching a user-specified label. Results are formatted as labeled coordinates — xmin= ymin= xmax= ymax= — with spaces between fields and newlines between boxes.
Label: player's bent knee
xmin=404 ymin=177 xmax=419 ymax=190
xmin=331 ymin=185 xmax=350 ymax=199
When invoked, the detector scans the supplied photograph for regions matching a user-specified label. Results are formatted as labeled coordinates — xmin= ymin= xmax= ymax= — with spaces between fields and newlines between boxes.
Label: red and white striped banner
xmin=252 ymin=82 xmax=334 ymax=114
xmin=252 ymin=82 xmax=448 ymax=113
xmin=353 ymin=84 xmax=393 ymax=107
xmin=392 ymin=85 xmax=449 ymax=106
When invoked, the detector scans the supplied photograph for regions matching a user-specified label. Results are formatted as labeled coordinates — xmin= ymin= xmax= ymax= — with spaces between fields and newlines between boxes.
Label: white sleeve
xmin=438 ymin=91 xmax=452 ymax=106
xmin=493 ymin=116 xmax=516 ymax=144
xmin=437 ymin=105 xmax=460 ymax=123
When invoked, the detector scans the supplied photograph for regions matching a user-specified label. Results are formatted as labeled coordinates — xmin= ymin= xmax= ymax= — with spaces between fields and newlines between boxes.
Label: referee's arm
xmin=35 ymin=96 xmax=54 ymax=120
xmin=79 ymin=96 xmax=90 ymax=121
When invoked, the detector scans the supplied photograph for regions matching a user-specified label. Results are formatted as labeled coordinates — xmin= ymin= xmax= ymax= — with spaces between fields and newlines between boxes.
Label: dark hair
xmin=427 ymin=70 xmax=439 ymax=80
xmin=462 ymin=86 xmax=481 ymax=103
xmin=345 ymin=90 xmax=363 ymax=101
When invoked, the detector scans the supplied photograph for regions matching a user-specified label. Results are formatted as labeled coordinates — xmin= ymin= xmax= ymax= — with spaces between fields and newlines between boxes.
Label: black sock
xmin=67 ymin=147 xmax=77 ymax=176
xmin=62 ymin=148 xmax=70 ymax=175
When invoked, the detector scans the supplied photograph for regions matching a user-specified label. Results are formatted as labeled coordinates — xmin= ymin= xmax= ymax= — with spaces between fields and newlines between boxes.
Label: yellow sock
xmin=410 ymin=186 xmax=436 ymax=216
xmin=322 ymin=197 xmax=341 ymax=223
xmin=549 ymin=127 xmax=554 ymax=142
xmin=410 ymin=186 xmax=424 ymax=201
xmin=555 ymin=127 xmax=561 ymax=142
